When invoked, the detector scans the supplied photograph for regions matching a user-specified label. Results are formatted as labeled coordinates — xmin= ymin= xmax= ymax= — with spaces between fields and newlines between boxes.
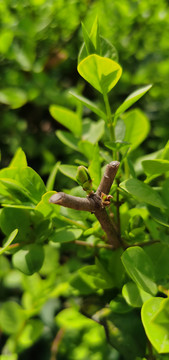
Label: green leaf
xmin=148 ymin=205 xmax=169 ymax=228
xmin=89 ymin=17 xmax=100 ymax=52
xmin=18 ymin=319 xmax=43 ymax=348
xmin=0 ymin=229 xmax=18 ymax=255
xmin=36 ymin=191 xmax=60 ymax=218
xmin=94 ymin=307 xmax=146 ymax=360
xmin=46 ymin=162 xmax=60 ymax=191
xmin=115 ymin=85 xmax=152 ymax=117
xmin=81 ymin=22 xmax=96 ymax=55
xmin=78 ymin=54 xmax=122 ymax=94
xmin=78 ymin=264 xmax=112 ymax=290
xmin=56 ymin=308 xmax=94 ymax=330
xmin=0 ymin=354 xmax=18 ymax=360
xmin=0 ymin=178 xmax=36 ymax=205
xmin=0 ymin=207 xmax=32 ymax=240
xmin=56 ymin=130 xmax=79 ymax=151
xmin=142 ymin=159 xmax=169 ymax=176
xmin=50 ymin=226 xmax=83 ymax=243
xmin=100 ymin=36 xmax=118 ymax=62
xmin=141 ymin=297 xmax=169 ymax=353
xmin=105 ymin=140 xmax=130 ymax=152
xmin=49 ymin=105 xmax=81 ymax=136
xmin=59 ymin=164 xmax=78 ymax=181
xmin=0 ymin=30 xmax=13 ymax=53
xmin=120 ymin=178 xmax=166 ymax=209
xmin=82 ymin=118 xmax=105 ymax=144
xmin=88 ymin=144 xmax=101 ymax=188
xmin=95 ymin=257 xmax=114 ymax=287
xmin=12 ymin=244 xmax=44 ymax=275
xmin=69 ymin=91 xmax=106 ymax=120
xmin=161 ymin=178 xmax=169 ymax=208
xmin=0 ymin=301 xmax=26 ymax=334
xmin=9 ymin=148 xmax=27 ymax=168
xmin=109 ymin=297 xmax=132 ymax=314
xmin=122 ymin=282 xmax=152 ymax=308
xmin=121 ymin=246 xmax=157 ymax=295
xmin=0 ymin=88 xmax=27 ymax=108
xmin=0 ymin=167 xmax=46 ymax=204
xmin=78 ymin=140 xmax=95 ymax=160
xmin=122 ymin=109 xmax=150 ymax=151
xmin=144 ymin=243 xmax=169 ymax=283
xmin=78 ymin=36 xmax=118 ymax=64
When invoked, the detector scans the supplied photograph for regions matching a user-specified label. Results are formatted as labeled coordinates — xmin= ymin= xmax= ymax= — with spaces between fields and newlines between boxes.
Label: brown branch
xmin=94 ymin=207 xmax=119 ymax=248
xmin=50 ymin=328 xmax=65 ymax=360
xmin=49 ymin=192 xmax=96 ymax=212
xmin=49 ymin=162 xmax=120 ymax=249
xmin=96 ymin=161 xmax=120 ymax=196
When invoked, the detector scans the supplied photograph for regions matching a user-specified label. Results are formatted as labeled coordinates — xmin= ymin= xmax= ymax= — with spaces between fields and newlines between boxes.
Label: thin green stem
xmin=103 ymin=92 xmax=115 ymax=141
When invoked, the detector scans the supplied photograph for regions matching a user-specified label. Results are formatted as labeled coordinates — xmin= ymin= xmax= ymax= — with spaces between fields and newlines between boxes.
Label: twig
xmin=147 ymin=338 xmax=156 ymax=360
xmin=96 ymin=161 xmax=120 ymax=196
xmin=50 ymin=328 xmax=65 ymax=360
xmin=50 ymin=162 xmax=120 ymax=249
xmin=74 ymin=239 xmax=114 ymax=250
xmin=133 ymin=240 xmax=160 ymax=247
xmin=50 ymin=192 xmax=96 ymax=212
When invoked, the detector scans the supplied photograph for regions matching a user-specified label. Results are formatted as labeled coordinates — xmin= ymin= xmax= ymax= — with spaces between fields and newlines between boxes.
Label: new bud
xmin=76 ymin=166 xmax=93 ymax=194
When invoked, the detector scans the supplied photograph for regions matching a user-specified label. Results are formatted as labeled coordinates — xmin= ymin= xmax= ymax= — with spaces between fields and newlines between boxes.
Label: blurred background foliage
xmin=1 ymin=0 xmax=169 ymax=176
xmin=0 ymin=0 xmax=169 ymax=359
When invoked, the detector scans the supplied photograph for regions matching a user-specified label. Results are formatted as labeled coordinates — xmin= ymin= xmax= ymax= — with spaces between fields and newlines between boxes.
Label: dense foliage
xmin=0 ymin=2 xmax=169 ymax=360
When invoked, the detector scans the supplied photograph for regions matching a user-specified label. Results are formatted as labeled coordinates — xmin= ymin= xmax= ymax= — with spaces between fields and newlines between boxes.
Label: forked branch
xmin=50 ymin=161 xmax=120 ymax=248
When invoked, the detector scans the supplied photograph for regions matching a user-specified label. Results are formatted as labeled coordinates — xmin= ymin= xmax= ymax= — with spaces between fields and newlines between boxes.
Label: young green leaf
xmin=0 ymin=167 xmax=46 ymax=204
xmin=78 ymin=54 xmax=122 ymax=94
xmin=0 ymin=88 xmax=27 ymax=108
xmin=144 ymin=242 xmax=169 ymax=283
xmin=56 ymin=130 xmax=79 ymax=151
xmin=142 ymin=159 xmax=169 ymax=176
xmin=0 ymin=301 xmax=26 ymax=334
xmin=56 ymin=308 xmax=94 ymax=330
xmin=69 ymin=91 xmax=106 ymax=120
xmin=36 ymin=191 xmax=60 ymax=218
xmin=46 ymin=161 xmax=60 ymax=191
xmin=141 ymin=297 xmax=169 ymax=353
xmin=115 ymin=85 xmax=152 ymax=118
xmin=9 ymin=148 xmax=27 ymax=168
xmin=59 ymin=164 xmax=78 ymax=181
xmin=18 ymin=319 xmax=43 ymax=349
xmin=88 ymin=144 xmax=101 ymax=188
xmin=82 ymin=119 xmax=105 ymax=144
xmin=78 ymin=140 xmax=95 ymax=160
xmin=50 ymin=226 xmax=83 ymax=243
xmin=12 ymin=244 xmax=44 ymax=275
xmin=122 ymin=109 xmax=150 ymax=151
xmin=49 ymin=105 xmax=81 ymax=136
xmin=0 ymin=229 xmax=18 ymax=255
xmin=122 ymin=282 xmax=152 ymax=308
xmin=148 ymin=205 xmax=169 ymax=228
xmin=121 ymin=246 xmax=157 ymax=295
xmin=81 ymin=22 xmax=96 ymax=55
xmin=89 ymin=17 xmax=100 ymax=53
xmin=120 ymin=178 xmax=166 ymax=209
xmin=78 ymin=264 xmax=112 ymax=290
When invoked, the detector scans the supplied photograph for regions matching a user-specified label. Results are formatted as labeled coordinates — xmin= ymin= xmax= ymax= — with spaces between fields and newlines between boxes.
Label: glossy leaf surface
xmin=78 ymin=54 xmax=122 ymax=94
xmin=121 ymin=246 xmax=157 ymax=295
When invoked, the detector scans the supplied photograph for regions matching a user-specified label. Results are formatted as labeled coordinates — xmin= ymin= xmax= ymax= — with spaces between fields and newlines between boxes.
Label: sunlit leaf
xmin=120 ymin=178 xmax=166 ymax=209
xmin=115 ymin=85 xmax=152 ymax=117
xmin=141 ymin=297 xmax=169 ymax=353
xmin=78 ymin=54 xmax=122 ymax=94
